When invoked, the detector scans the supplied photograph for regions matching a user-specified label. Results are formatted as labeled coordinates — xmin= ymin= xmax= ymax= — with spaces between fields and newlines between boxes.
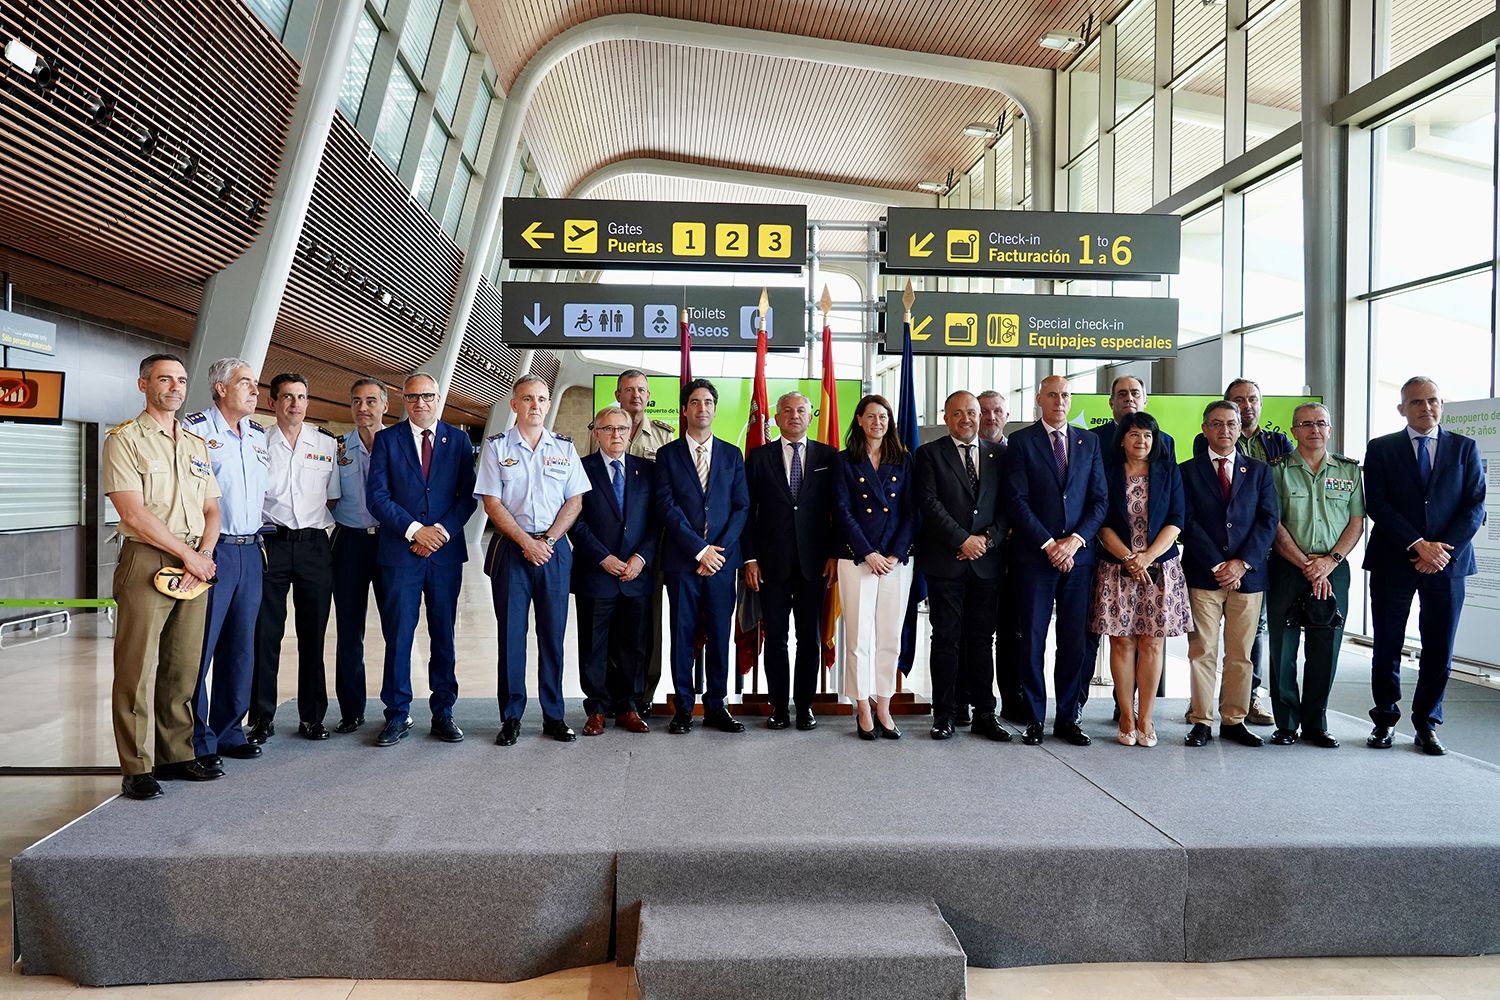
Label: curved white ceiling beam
xmin=427 ymin=12 xmax=1056 ymax=396
xmin=567 ymin=156 xmax=939 ymax=209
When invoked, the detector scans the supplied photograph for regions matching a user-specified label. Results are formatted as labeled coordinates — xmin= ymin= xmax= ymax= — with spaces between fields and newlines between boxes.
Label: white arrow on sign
xmin=523 ymin=303 xmax=551 ymax=337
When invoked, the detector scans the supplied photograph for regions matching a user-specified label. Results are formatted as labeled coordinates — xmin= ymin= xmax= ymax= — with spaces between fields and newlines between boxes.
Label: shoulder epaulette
xmin=554 ymin=433 xmax=573 ymax=442
xmin=1332 ymin=453 xmax=1357 ymax=466
xmin=651 ymin=419 xmax=675 ymax=432
xmin=317 ymin=425 xmax=339 ymax=439
xmin=1268 ymin=454 xmax=1288 ymax=466
xmin=248 ymin=419 xmax=266 ymax=433
xmin=181 ymin=427 xmax=207 ymax=444
xmin=183 ymin=409 xmax=209 ymax=424
xmin=105 ymin=420 xmax=131 ymax=436
xmin=486 ymin=431 xmax=504 ymax=443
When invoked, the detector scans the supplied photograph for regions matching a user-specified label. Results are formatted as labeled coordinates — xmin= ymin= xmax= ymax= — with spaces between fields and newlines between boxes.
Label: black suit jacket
xmin=569 ymin=452 xmax=658 ymax=598
xmin=742 ymin=438 xmax=837 ymax=581
xmin=913 ymin=436 xmax=1007 ymax=580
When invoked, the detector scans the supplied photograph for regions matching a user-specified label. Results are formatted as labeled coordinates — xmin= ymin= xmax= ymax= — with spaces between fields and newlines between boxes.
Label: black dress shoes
xmin=245 ymin=720 xmax=274 ymax=745
xmin=197 ymin=754 xmax=223 ymax=769
xmin=1367 ymin=724 xmax=1394 ymax=748
xmin=667 ymin=711 xmax=693 ymax=735
xmin=857 ymin=722 xmax=877 ymax=741
xmin=1414 ymin=729 xmax=1447 ymax=756
xmin=1184 ymin=723 xmax=1213 ymax=747
xmin=1219 ymin=722 xmax=1264 ymax=747
xmin=1021 ymin=723 xmax=1044 ymax=745
xmin=121 ymin=773 xmax=163 ymax=800
xmin=543 ymin=718 xmax=578 ymax=742
xmin=972 ymin=713 xmax=1013 ymax=743
xmin=334 ymin=716 xmax=364 ymax=734
xmin=375 ymin=718 xmax=410 ymax=747
xmin=1269 ymin=728 xmax=1298 ymax=746
xmin=1303 ymin=730 xmax=1340 ymax=749
xmin=930 ymin=715 xmax=954 ymax=740
xmin=1054 ymin=721 xmax=1092 ymax=747
xmin=155 ymin=759 xmax=223 ymax=781
xmin=874 ymin=717 xmax=902 ymax=740
xmin=795 ymin=706 xmax=817 ymax=731
xmin=298 ymin=721 xmax=330 ymax=740
xmin=953 ymin=704 xmax=972 ymax=727
xmin=767 ymin=707 xmax=791 ymax=730
xmin=220 ymin=743 xmax=262 ymax=759
xmin=637 ymin=701 xmax=654 ymax=719
xmin=704 ymin=708 xmax=745 ymax=733
xmin=495 ymin=719 xmax=521 ymax=746
xmin=431 ymin=716 xmax=464 ymax=743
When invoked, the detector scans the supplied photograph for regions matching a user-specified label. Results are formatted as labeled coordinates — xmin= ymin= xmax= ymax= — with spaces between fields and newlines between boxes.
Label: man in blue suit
xmin=1179 ymin=400 xmax=1279 ymax=748
xmin=1004 ymin=375 xmax=1108 ymax=746
xmin=569 ymin=405 xmax=657 ymax=736
xmin=365 ymin=373 xmax=477 ymax=748
xmin=1364 ymin=377 xmax=1486 ymax=755
xmin=653 ymin=378 xmax=751 ymax=735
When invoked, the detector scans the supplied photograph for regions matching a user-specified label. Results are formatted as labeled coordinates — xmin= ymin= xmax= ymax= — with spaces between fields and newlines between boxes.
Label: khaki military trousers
xmin=1186 ymin=587 xmax=1263 ymax=726
xmin=112 ymin=540 xmax=208 ymax=774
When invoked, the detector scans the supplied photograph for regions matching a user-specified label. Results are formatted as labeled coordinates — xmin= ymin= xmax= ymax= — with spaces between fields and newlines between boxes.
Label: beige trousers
xmin=112 ymin=540 xmax=208 ymax=774
xmin=838 ymin=559 xmax=912 ymax=702
xmin=1186 ymin=587 xmax=1263 ymax=726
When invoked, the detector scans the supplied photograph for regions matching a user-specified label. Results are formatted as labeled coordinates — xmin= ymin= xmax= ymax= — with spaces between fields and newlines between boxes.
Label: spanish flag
xmin=816 ymin=315 xmax=840 ymax=669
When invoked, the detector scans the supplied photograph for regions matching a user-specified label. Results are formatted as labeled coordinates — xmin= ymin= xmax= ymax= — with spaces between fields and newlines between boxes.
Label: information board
xmin=1438 ymin=397 xmax=1500 ymax=669
xmin=883 ymin=208 xmax=1180 ymax=279
xmin=503 ymin=198 xmax=807 ymax=271
xmin=881 ymin=291 xmax=1178 ymax=359
xmin=0 ymin=309 xmax=57 ymax=355
xmin=502 ymin=282 xmax=803 ymax=351
xmin=0 ymin=368 xmax=65 ymax=424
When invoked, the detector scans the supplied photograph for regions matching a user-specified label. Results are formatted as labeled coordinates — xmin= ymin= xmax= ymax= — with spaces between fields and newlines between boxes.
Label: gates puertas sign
xmin=883 ymin=208 xmax=1180 ymax=280
xmin=501 ymin=282 xmax=804 ymax=351
xmin=501 ymin=198 xmax=807 ymax=271
xmin=880 ymin=290 xmax=1179 ymax=359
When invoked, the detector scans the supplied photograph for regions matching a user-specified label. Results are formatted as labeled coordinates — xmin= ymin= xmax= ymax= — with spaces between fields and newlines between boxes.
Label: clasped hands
xmin=180 ymin=548 xmax=217 ymax=592
xmin=1042 ymin=535 xmax=1083 ymax=573
xmin=1411 ymin=538 xmax=1453 ymax=575
xmin=1212 ymin=559 xmax=1248 ymax=590
xmin=1120 ymin=549 xmax=1153 ymax=585
xmin=1298 ymin=553 xmax=1338 ymax=600
xmin=600 ymin=553 xmax=646 ymax=582
xmin=409 ymin=524 xmax=449 ymax=559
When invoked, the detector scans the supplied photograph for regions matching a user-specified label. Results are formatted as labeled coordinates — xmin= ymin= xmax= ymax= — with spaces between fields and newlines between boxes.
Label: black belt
xmin=528 ymin=531 xmax=550 ymax=540
xmin=265 ymin=526 xmax=325 ymax=541
xmin=219 ymin=534 xmax=261 ymax=545
xmin=336 ymin=524 xmax=380 ymax=535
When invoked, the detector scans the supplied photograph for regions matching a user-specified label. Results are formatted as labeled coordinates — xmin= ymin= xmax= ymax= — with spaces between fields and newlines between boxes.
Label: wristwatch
xmin=1329 ymin=551 xmax=1343 ymax=564
xmin=543 ymin=536 xmax=556 ymax=548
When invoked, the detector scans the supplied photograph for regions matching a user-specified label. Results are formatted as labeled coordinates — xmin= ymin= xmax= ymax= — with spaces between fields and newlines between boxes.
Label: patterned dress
xmin=1090 ymin=474 xmax=1194 ymax=638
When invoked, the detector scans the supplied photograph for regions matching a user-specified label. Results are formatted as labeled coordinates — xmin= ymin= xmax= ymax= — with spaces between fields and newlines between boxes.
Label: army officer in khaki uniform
xmin=104 ymin=353 xmax=223 ymax=799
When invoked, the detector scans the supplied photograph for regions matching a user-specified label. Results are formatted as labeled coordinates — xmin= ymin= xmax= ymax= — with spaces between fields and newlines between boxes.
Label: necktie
xmin=1216 ymin=457 xmax=1231 ymax=501
xmin=420 ymin=429 xmax=433 ymax=480
xmin=789 ymin=441 xmax=803 ymax=500
xmin=611 ymin=458 xmax=625 ymax=513
xmin=1051 ymin=430 xmax=1068 ymax=480
xmin=695 ymin=443 xmax=709 ymax=492
xmin=1416 ymin=436 xmax=1432 ymax=486
xmin=961 ymin=443 xmax=978 ymax=494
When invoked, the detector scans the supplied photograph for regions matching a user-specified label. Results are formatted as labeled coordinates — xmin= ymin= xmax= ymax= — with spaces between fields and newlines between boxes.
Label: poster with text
xmin=1437 ymin=397 xmax=1499 ymax=670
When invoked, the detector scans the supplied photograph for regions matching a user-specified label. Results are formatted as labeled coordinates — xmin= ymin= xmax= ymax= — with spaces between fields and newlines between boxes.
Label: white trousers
xmin=837 ymin=558 xmax=913 ymax=703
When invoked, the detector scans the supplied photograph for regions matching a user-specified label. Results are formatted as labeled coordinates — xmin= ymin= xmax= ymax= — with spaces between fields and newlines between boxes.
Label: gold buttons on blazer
xmin=866 ymin=508 xmax=873 ymax=513
xmin=858 ymin=476 xmax=865 ymax=482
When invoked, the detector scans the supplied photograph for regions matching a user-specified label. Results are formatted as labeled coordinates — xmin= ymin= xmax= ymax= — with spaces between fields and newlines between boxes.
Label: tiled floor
xmin=4 ymin=556 xmax=1498 ymax=998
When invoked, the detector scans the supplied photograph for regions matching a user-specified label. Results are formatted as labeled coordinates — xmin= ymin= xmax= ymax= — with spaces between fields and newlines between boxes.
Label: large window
xmin=1383 ymin=0 xmax=1493 ymax=73
xmin=339 ymin=11 xmax=380 ymax=122
xmin=1242 ymin=164 xmax=1303 ymax=325
xmin=1114 ymin=104 xmax=1153 ymax=213
xmin=244 ymin=0 xmax=291 ymax=38
xmin=1245 ymin=0 xmax=1301 ymax=151
xmin=463 ymin=81 xmax=494 ymax=164
xmin=1070 ymin=46 xmax=1102 ymax=159
xmin=1369 ymin=272 xmax=1495 ymax=435
xmin=1067 ymin=146 xmax=1099 ymax=213
xmin=1173 ymin=205 xmax=1223 ymax=346
xmin=1171 ymin=45 xmax=1226 ymax=194
xmin=993 ymin=129 xmax=1014 ymax=209
xmin=373 ymin=63 xmax=419 ymax=171
xmin=398 ymin=0 xmax=442 ymax=75
xmin=1240 ymin=318 xmax=1305 ymax=394
xmin=1115 ymin=0 xmax=1154 ymax=122
xmin=412 ymin=116 xmax=448 ymax=206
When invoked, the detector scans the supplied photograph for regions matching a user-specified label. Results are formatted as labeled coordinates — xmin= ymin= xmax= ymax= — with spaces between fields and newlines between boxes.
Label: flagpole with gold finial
xmin=819 ymin=284 xmax=832 ymax=328
xmin=902 ymin=278 xmax=914 ymax=326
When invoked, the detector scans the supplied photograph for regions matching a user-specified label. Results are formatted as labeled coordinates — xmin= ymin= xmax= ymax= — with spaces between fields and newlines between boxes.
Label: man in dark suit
xmin=914 ymin=390 xmax=1010 ymax=743
xmin=569 ymin=405 xmax=657 ymax=736
xmin=1364 ymin=377 xmax=1486 ymax=755
xmin=971 ymin=389 xmax=1021 ymax=724
xmin=653 ymin=378 xmax=751 ymax=735
xmin=1005 ymin=375 xmax=1108 ymax=746
xmin=1179 ymin=400 xmax=1279 ymax=748
xmin=365 ymin=372 xmax=477 ymax=748
xmin=744 ymin=391 xmax=838 ymax=731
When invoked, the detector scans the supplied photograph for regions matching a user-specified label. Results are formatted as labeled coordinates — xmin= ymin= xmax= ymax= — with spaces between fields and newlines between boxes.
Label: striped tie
xmin=695 ymin=443 xmax=709 ymax=492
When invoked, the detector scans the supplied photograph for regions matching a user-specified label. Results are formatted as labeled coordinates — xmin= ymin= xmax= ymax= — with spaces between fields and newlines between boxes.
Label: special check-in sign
xmin=881 ymin=291 xmax=1179 ymax=359
xmin=884 ymin=208 xmax=1180 ymax=280
xmin=502 ymin=282 xmax=804 ymax=350
xmin=501 ymin=198 xmax=807 ymax=271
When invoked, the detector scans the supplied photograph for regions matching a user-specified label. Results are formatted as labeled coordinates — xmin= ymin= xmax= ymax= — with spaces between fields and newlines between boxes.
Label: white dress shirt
xmin=263 ymin=422 xmax=339 ymax=529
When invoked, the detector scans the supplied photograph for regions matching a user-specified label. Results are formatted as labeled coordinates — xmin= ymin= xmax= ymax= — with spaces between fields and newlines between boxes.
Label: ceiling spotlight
xmin=1039 ymin=30 xmax=1086 ymax=53
xmin=174 ymin=151 xmax=199 ymax=179
xmin=215 ymin=176 xmax=235 ymax=202
xmin=133 ymin=125 xmax=160 ymax=156
xmin=963 ymin=111 xmax=1009 ymax=140
xmin=2 ymin=38 xmax=39 ymax=75
xmin=378 ymin=290 xmax=393 ymax=307
xmin=246 ymin=197 xmax=263 ymax=222
xmin=88 ymin=94 xmax=116 ymax=126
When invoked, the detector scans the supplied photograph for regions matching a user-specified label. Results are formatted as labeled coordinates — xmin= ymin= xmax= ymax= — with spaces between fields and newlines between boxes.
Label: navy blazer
xmin=1004 ymin=422 xmax=1108 ymax=568
xmin=742 ymin=438 xmax=838 ymax=580
xmin=832 ymin=451 xmax=916 ymax=563
xmin=366 ymin=419 xmax=477 ymax=568
xmin=652 ymin=435 xmax=750 ymax=574
xmin=1362 ymin=427 xmax=1485 ymax=577
xmin=1092 ymin=420 xmax=1178 ymax=465
xmin=1178 ymin=451 xmax=1279 ymax=592
xmin=1099 ymin=460 xmax=1185 ymax=565
xmin=568 ymin=451 xmax=658 ymax=598
xmin=913 ymin=436 xmax=1007 ymax=579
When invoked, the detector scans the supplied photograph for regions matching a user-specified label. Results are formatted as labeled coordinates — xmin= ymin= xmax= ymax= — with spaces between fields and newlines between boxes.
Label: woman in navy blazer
xmin=1089 ymin=412 xmax=1192 ymax=747
xmin=832 ymin=395 xmax=916 ymax=741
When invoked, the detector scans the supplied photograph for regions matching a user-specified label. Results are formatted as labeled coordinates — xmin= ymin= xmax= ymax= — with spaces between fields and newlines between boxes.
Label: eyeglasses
xmin=596 ymin=424 xmax=631 ymax=434
xmin=403 ymin=392 xmax=437 ymax=404
xmin=1292 ymin=420 xmax=1331 ymax=430
xmin=1205 ymin=420 xmax=1241 ymax=431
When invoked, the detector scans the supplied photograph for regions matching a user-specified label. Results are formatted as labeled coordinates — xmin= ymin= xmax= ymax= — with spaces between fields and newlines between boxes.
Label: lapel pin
xmin=441 ymin=436 xmax=448 ymax=444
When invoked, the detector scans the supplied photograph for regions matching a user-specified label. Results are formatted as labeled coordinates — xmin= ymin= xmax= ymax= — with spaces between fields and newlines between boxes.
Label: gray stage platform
xmin=11 ymin=699 xmax=1500 ymax=986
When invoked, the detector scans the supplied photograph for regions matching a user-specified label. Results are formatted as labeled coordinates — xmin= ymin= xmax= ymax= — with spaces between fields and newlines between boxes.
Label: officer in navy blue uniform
xmin=569 ymin=405 xmax=657 ymax=736
xmin=183 ymin=358 xmax=268 ymax=767
xmin=328 ymin=377 xmax=389 ymax=733
xmin=476 ymin=374 xmax=590 ymax=746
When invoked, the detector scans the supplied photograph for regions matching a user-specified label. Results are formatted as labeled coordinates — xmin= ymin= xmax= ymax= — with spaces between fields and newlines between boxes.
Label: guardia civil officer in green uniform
xmin=104 ymin=353 xmax=224 ymax=799
xmin=1266 ymin=402 xmax=1365 ymax=748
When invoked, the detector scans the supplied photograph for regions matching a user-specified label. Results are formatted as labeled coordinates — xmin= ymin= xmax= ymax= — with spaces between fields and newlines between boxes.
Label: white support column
xmin=185 ymin=0 xmax=365 ymax=409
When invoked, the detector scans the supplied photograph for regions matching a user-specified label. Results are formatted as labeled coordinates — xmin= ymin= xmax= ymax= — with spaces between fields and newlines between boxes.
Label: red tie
xmin=421 ymin=429 xmax=433 ymax=479
xmin=1216 ymin=457 xmax=1231 ymax=501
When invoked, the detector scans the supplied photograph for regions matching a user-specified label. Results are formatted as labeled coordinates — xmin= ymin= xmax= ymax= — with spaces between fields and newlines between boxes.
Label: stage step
xmin=633 ymin=899 xmax=967 ymax=1000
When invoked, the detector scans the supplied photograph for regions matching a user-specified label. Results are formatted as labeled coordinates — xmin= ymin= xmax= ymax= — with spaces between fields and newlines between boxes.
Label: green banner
xmin=592 ymin=374 xmax=864 ymax=453
xmin=1069 ymin=394 xmax=1316 ymax=464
